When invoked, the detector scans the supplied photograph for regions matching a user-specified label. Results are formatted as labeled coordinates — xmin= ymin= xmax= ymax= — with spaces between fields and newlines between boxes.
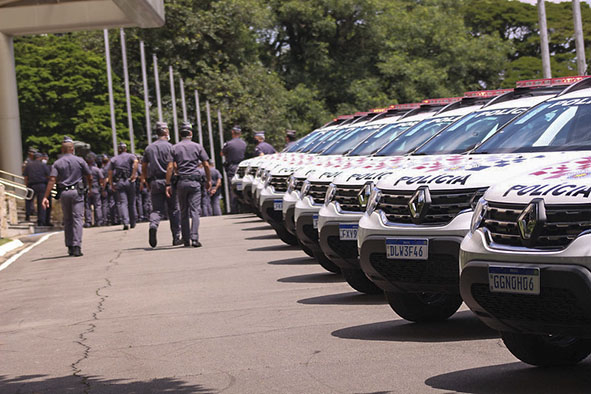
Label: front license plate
xmin=339 ymin=224 xmax=358 ymax=240
xmin=312 ymin=214 xmax=319 ymax=229
xmin=488 ymin=266 xmax=540 ymax=295
xmin=273 ymin=199 xmax=283 ymax=211
xmin=386 ymin=239 xmax=428 ymax=260
xmin=236 ymin=182 xmax=243 ymax=191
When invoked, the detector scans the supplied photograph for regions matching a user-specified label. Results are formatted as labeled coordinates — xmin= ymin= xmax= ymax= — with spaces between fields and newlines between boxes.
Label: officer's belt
xmin=178 ymin=174 xmax=203 ymax=181
xmin=59 ymin=184 xmax=77 ymax=191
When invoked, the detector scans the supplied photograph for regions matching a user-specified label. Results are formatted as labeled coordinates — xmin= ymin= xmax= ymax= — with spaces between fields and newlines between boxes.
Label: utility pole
xmin=573 ymin=0 xmax=587 ymax=75
xmin=180 ymin=78 xmax=188 ymax=122
xmin=153 ymin=54 xmax=163 ymax=122
xmin=217 ymin=110 xmax=231 ymax=213
xmin=120 ymin=28 xmax=135 ymax=154
xmin=169 ymin=66 xmax=179 ymax=143
xmin=103 ymin=29 xmax=118 ymax=155
xmin=194 ymin=90 xmax=204 ymax=146
xmin=140 ymin=41 xmax=151 ymax=144
xmin=537 ymin=0 xmax=552 ymax=78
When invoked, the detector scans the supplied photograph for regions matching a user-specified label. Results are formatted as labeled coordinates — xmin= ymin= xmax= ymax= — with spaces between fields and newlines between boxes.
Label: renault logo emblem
xmin=408 ymin=186 xmax=431 ymax=224
xmin=357 ymin=182 xmax=373 ymax=208
xmin=517 ymin=198 xmax=546 ymax=247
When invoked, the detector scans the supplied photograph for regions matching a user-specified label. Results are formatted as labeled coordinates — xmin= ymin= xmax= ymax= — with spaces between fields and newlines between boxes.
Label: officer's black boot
xmin=172 ymin=237 xmax=183 ymax=246
xmin=191 ymin=240 xmax=202 ymax=248
xmin=72 ymin=246 xmax=83 ymax=257
xmin=123 ymin=224 xmax=129 ymax=230
xmin=149 ymin=227 xmax=157 ymax=248
xmin=68 ymin=246 xmax=74 ymax=256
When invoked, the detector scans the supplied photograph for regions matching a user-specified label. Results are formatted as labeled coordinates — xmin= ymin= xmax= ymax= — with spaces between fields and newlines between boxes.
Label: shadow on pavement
xmin=241 ymin=225 xmax=273 ymax=232
xmin=267 ymin=256 xmax=317 ymax=266
xmin=278 ymin=272 xmax=343 ymax=284
xmin=31 ymin=255 xmax=72 ymax=262
xmin=248 ymin=244 xmax=300 ymax=252
xmin=332 ymin=310 xmax=498 ymax=343
xmin=425 ymin=360 xmax=591 ymax=393
xmin=123 ymin=246 xmax=183 ymax=252
xmin=0 ymin=374 xmax=214 ymax=394
xmin=234 ymin=219 xmax=263 ymax=224
xmin=245 ymin=233 xmax=279 ymax=241
xmin=298 ymin=291 xmax=386 ymax=305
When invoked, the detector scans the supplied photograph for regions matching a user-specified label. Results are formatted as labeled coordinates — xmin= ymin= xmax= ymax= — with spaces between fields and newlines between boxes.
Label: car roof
xmin=483 ymin=93 xmax=557 ymax=110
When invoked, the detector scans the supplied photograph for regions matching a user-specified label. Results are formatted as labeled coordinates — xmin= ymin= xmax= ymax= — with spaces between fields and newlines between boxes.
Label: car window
xmin=348 ymin=121 xmax=419 ymax=156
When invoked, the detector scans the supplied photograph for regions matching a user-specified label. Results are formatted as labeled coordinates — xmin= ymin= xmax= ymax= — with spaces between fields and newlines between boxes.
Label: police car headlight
xmin=324 ymin=183 xmax=337 ymax=206
xmin=366 ymin=187 xmax=382 ymax=216
xmin=300 ymin=180 xmax=311 ymax=198
xmin=470 ymin=188 xmax=489 ymax=210
xmin=286 ymin=175 xmax=296 ymax=194
xmin=470 ymin=198 xmax=488 ymax=234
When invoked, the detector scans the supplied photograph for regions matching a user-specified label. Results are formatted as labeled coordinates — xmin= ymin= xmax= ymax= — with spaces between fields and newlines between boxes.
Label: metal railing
xmin=0 ymin=177 xmax=33 ymax=200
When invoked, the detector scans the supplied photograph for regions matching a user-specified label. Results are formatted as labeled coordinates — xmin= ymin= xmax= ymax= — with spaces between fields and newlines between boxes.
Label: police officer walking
xmin=221 ymin=125 xmax=246 ymax=213
xmin=108 ymin=142 xmax=138 ymax=230
xmin=166 ymin=122 xmax=211 ymax=247
xmin=84 ymin=153 xmax=103 ymax=227
xmin=42 ymin=137 xmax=91 ymax=257
xmin=141 ymin=122 xmax=182 ymax=248
xmin=284 ymin=129 xmax=297 ymax=150
xmin=23 ymin=147 xmax=38 ymax=222
xmin=254 ymin=131 xmax=276 ymax=156
xmin=23 ymin=151 xmax=50 ymax=226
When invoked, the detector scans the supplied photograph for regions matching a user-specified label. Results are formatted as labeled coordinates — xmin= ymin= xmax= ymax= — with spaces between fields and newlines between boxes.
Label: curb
xmin=0 ymin=239 xmax=24 ymax=257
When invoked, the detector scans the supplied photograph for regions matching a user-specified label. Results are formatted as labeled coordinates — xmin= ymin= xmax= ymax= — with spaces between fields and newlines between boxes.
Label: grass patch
xmin=0 ymin=238 xmax=13 ymax=247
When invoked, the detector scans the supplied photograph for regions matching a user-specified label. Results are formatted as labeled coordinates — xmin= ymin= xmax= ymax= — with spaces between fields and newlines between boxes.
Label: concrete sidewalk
xmin=0 ymin=214 xmax=590 ymax=393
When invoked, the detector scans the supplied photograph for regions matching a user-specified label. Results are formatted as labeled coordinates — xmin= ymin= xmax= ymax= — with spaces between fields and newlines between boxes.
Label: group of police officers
xmin=24 ymin=122 xmax=283 ymax=257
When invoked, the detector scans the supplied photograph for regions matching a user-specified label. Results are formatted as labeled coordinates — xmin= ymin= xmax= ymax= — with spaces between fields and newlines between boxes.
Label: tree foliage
xmin=13 ymin=0 xmax=591 ymax=159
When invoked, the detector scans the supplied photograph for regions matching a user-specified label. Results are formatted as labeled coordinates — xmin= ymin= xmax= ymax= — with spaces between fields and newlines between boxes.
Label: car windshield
xmin=285 ymin=130 xmax=322 ymax=152
xmin=347 ymin=120 xmax=419 ymax=156
xmin=374 ymin=115 xmax=462 ymax=156
xmin=308 ymin=126 xmax=357 ymax=154
xmin=474 ymin=98 xmax=591 ymax=154
xmin=298 ymin=128 xmax=339 ymax=153
xmin=320 ymin=125 xmax=381 ymax=155
xmin=414 ymin=107 xmax=529 ymax=155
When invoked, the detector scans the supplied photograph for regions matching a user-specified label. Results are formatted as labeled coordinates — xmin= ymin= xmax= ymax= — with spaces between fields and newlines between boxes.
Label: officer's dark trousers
xmin=100 ymin=190 xmax=109 ymax=224
xmin=225 ymin=164 xmax=240 ymax=213
xmin=211 ymin=192 xmax=222 ymax=216
xmin=61 ymin=189 xmax=84 ymax=247
xmin=149 ymin=180 xmax=180 ymax=239
xmin=177 ymin=179 xmax=201 ymax=242
xmin=30 ymin=183 xmax=47 ymax=225
xmin=114 ymin=180 xmax=136 ymax=227
xmin=85 ymin=190 xmax=102 ymax=226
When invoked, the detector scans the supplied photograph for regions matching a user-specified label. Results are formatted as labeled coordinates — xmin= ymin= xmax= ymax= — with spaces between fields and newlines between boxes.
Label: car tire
xmin=342 ymin=268 xmax=383 ymax=294
xmin=385 ymin=292 xmax=462 ymax=322
xmin=313 ymin=250 xmax=341 ymax=273
xmin=501 ymin=331 xmax=591 ymax=366
xmin=274 ymin=226 xmax=298 ymax=246
xmin=297 ymin=239 xmax=315 ymax=258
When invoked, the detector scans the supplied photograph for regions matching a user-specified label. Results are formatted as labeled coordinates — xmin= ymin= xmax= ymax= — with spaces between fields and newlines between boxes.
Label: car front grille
xmin=334 ymin=185 xmax=364 ymax=212
xmin=369 ymin=252 xmax=459 ymax=286
xmin=308 ymin=182 xmax=330 ymax=205
xmin=377 ymin=188 xmax=483 ymax=225
xmin=471 ymin=284 xmax=591 ymax=325
xmin=483 ymin=202 xmax=591 ymax=249
xmin=269 ymin=175 xmax=289 ymax=193
xmin=237 ymin=167 xmax=246 ymax=178
xmin=247 ymin=166 xmax=257 ymax=176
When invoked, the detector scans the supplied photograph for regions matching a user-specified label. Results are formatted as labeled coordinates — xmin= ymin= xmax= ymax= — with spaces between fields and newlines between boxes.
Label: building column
xmin=0 ymin=32 xmax=23 ymax=176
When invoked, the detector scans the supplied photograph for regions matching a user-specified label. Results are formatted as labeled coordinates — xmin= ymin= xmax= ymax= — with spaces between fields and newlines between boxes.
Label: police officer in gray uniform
xmin=24 ymin=152 xmax=50 ymax=226
xmin=84 ymin=153 xmax=103 ymax=227
xmin=141 ymin=122 xmax=182 ymax=248
xmin=166 ymin=122 xmax=211 ymax=247
xmin=42 ymin=137 xmax=91 ymax=257
xmin=108 ymin=142 xmax=138 ymax=230
xmin=209 ymin=162 xmax=223 ymax=216
xmin=254 ymin=131 xmax=276 ymax=156
xmin=221 ymin=125 xmax=246 ymax=213
xmin=198 ymin=163 xmax=211 ymax=217
xmin=285 ymin=129 xmax=297 ymax=150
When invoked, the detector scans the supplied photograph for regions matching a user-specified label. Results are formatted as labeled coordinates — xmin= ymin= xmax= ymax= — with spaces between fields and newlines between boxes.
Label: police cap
xmin=180 ymin=121 xmax=193 ymax=137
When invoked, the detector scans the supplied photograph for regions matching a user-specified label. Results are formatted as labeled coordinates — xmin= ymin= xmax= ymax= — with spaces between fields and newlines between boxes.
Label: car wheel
xmin=384 ymin=291 xmax=462 ymax=322
xmin=297 ymin=239 xmax=315 ymax=258
xmin=313 ymin=250 xmax=341 ymax=273
xmin=274 ymin=226 xmax=298 ymax=246
xmin=342 ymin=268 xmax=382 ymax=294
xmin=501 ymin=331 xmax=591 ymax=366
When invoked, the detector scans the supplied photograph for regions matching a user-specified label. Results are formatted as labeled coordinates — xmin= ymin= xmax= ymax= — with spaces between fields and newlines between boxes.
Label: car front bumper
xmin=318 ymin=202 xmax=365 ymax=270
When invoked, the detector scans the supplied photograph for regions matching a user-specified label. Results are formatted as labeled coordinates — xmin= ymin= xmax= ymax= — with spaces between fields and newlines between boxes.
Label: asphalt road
xmin=1 ymin=214 xmax=591 ymax=394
